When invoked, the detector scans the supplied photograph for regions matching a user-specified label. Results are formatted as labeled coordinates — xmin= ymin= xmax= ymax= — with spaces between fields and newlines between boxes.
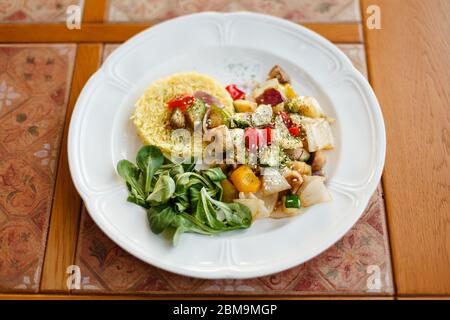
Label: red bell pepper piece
xmin=276 ymin=111 xmax=293 ymax=128
xmin=245 ymin=128 xmax=272 ymax=150
xmin=167 ymin=95 xmax=196 ymax=112
xmin=288 ymin=126 xmax=300 ymax=137
xmin=226 ymin=84 xmax=246 ymax=100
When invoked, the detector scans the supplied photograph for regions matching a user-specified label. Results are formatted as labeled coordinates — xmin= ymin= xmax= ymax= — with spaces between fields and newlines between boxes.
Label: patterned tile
xmin=72 ymin=43 xmax=393 ymax=296
xmin=0 ymin=0 xmax=84 ymax=23
xmin=107 ymin=0 xmax=361 ymax=23
xmin=0 ymin=44 xmax=76 ymax=292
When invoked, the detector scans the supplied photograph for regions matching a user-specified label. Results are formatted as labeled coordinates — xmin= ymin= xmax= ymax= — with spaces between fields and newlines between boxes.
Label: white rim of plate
xmin=68 ymin=12 xmax=386 ymax=279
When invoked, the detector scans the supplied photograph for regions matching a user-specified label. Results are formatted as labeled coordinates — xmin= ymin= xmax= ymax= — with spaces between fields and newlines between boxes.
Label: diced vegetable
xmin=261 ymin=167 xmax=291 ymax=196
xmin=185 ymin=99 xmax=207 ymax=129
xmin=194 ymin=91 xmax=221 ymax=107
xmin=230 ymin=129 xmax=246 ymax=164
xmin=244 ymin=128 xmax=272 ymax=150
xmin=259 ymin=145 xmax=280 ymax=167
xmin=230 ymin=165 xmax=261 ymax=193
xmin=253 ymin=78 xmax=285 ymax=99
xmin=287 ymin=96 xmax=325 ymax=118
xmin=233 ymin=198 xmax=268 ymax=219
xmin=281 ymin=195 xmax=303 ymax=216
xmin=221 ymin=179 xmax=239 ymax=203
xmin=273 ymin=115 xmax=303 ymax=150
xmin=284 ymin=194 xmax=300 ymax=208
xmin=169 ymin=107 xmax=186 ymax=129
xmin=256 ymin=88 xmax=284 ymax=106
xmin=311 ymin=150 xmax=327 ymax=172
xmin=167 ymin=95 xmax=196 ymax=111
xmin=234 ymin=99 xmax=257 ymax=113
xmin=284 ymin=83 xmax=297 ymax=99
xmin=289 ymin=113 xmax=303 ymax=126
xmin=299 ymin=149 xmax=310 ymax=162
xmin=300 ymin=118 xmax=334 ymax=152
xmin=208 ymin=104 xmax=230 ymax=128
xmin=288 ymin=126 xmax=300 ymax=137
xmin=251 ymin=104 xmax=273 ymax=127
xmin=268 ymin=65 xmax=290 ymax=84
xmin=230 ymin=112 xmax=252 ymax=128
xmin=298 ymin=175 xmax=332 ymax=207
xmin=226 ymin=84 xmax=246 ymax=100
xmin=254 ymin=190 xmax=278 ymax=214
xmin=287 ymin=161 xmax=312 ymax=176
xmin=204 ymin=125 xmax=233 ymax=151
xmin=276 ymin=111 xmax=292 ymax=127
xmin=272 ymin=103 xmax=286 ymax=114
xmin=284 ymin=148 xmax=310 ymax=162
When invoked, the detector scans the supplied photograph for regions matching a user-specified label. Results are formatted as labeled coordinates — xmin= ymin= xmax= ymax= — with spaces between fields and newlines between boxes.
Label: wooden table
xmin=0 ymin=0 xmax=448 ymax=299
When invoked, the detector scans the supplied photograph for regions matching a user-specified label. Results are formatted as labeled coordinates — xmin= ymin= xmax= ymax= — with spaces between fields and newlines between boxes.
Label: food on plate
xmin=132 ymin=72 xmax=233 ymax=155
xmin=118 ymin=65 xmax=335 ymax=244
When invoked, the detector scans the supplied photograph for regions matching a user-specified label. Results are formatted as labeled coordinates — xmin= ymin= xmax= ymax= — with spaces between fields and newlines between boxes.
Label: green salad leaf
xmin=116 ymin=145 xmax=252 ymax=245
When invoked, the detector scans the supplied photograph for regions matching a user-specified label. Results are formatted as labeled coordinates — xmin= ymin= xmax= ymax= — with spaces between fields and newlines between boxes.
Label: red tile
xmin=0 ymin=0 xmax=84 ymax=23
xmin=107 ymin=0 xmax=361 ymax=23
xmin=0 ymin=44 xmax=76 ymax=292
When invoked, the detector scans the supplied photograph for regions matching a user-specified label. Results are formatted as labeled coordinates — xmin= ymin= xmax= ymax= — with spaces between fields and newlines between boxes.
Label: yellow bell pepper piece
xmin=284 ymin=83 xmax=297 ymax=99
xmin=229 ymin=165 xmax=261 ymax=193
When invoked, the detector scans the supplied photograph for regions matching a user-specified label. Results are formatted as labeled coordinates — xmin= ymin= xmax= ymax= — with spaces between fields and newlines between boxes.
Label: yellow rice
xmin=132 ymin=72 xmax=233 ymax=155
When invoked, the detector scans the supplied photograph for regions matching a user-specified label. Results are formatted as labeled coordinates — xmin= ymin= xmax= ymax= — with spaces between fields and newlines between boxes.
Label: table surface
xmin=0 ymin=0 xmax=448 ymax=299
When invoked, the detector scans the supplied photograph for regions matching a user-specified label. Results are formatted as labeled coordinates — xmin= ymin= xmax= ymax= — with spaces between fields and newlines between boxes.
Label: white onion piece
xmin=298 ymin=175 xmax=332 ymax=207
xmin=254 ymin=190 xmax=278 ymax=213
xmin=194 ymin=91 xmax=222 ymax=107
xmin=261 ymin=168 xmax=291 ymax=196
xmin=270 ymin=207 xmax=301 ymax=219
xmin=234 ymin=198 xmax=266 ymax=219
xmin=202 ymin=107 xmax=211 ymax=134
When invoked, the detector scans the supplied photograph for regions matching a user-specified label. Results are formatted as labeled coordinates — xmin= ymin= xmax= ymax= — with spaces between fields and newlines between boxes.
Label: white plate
xmin=68 ymin=12 xmax=385 ymax=279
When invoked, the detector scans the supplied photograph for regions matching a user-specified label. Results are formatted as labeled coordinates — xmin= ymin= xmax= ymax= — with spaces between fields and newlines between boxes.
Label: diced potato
xmin=287 ymin=96 xmax=325 ymax=118
xmin=300 ymin=118 xmax=334 ymax=152
xmin=234 ymin=99 xmax=257 ymax=113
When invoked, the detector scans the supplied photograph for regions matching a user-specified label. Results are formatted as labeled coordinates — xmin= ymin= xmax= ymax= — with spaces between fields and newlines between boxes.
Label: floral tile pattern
xmin=107 ymin=0 xmax=361 ymax=23
xmin=72 ymin=43 xmax=393 ymax=296
xmin=0 ymin=44 xmax=76 ymax=292
xmin=0 ymin=0 xmax=84 ymax=23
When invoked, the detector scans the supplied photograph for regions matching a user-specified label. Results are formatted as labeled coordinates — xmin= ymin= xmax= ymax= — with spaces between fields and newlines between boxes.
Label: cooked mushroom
xmin=169 ymin=108 xmax=186 ymax=129
xmin=311 ymin=150 xmax=327 ymax=172
xmin=268 ymin=65 xmax=290 ymax=84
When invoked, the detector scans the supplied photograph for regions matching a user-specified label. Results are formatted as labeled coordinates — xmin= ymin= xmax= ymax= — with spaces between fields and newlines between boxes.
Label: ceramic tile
xmin=107 ymin=0 xmax=361 ymax=23
xmin=0 ymin=0 xmax=84 ymax=23
xmin=0 ymin=44 xmax=76 ymax=292
xmin=71 ymin=43 xmax=393 ymax=296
